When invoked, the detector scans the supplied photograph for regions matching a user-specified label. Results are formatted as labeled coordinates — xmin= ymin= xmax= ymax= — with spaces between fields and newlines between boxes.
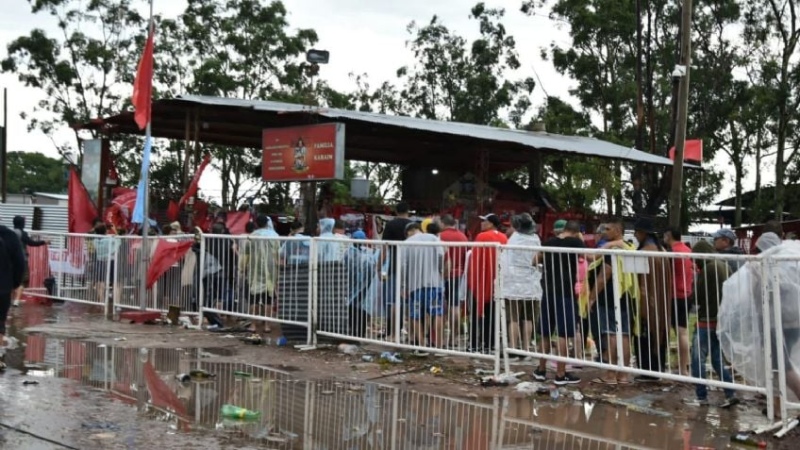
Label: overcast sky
xmin=0 ymin=0 xmax=758 ymax=218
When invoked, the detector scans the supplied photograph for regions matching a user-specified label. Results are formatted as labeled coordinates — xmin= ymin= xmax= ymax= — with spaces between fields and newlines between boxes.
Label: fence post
xmin=494 ymin=244 xmax=504 ymax=376
xmin=198 ymin=234 xmax=206 ymax=327
xmin=308 ymin=238 xmax=318 ymax=347
xmin=610 ymin=252 xmax=625 ymax=369
xmin=394 ymin=243 xmax=403 ymax=345
xmin=761 ymin=256 xmax=776 ymax=422
xmin=768 ymin=256 xmax=789 ymax=426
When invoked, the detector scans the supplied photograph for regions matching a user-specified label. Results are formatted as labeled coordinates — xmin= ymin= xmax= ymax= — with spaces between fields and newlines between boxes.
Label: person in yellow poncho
xmin=583 ymin=218 xmax=639 ymax=385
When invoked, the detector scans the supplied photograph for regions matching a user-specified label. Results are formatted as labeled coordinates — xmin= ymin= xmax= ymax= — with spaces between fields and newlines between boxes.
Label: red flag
xmin=225 ymin=211 xmax=252 ymax=235
xmin=68 ymin=167 xmax=99 ymax=233
xmin=146 ymin=240 xmax=193 ymax=289
xmin=179 ymin=153 xmax=211 ymax=207
xmin=132 ymin=31 xmax=155 ymax=130
xmin=166 ymin=200 xmax=180 ymax=222
xmin=143 ymin=360 xmax=190 ymax=431
xmin=668 ymin=139 xmax=703 ymax=163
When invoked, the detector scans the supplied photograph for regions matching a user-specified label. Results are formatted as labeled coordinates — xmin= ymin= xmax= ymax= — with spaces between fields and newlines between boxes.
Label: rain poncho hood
xmin=501 ymin=232 xmax=542 ymax=300
xmin=319 ymin=218 xmax=335 ymax=235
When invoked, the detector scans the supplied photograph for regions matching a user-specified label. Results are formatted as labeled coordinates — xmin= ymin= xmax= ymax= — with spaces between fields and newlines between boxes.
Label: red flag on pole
xmin=132 ymin=31 xmax=155 ymax=130
xmin=179 ymin=153 xmax=211 ymax=207
xmin=145 ymin=239 xmax=194 ymax=289
xmin=668 ymin=139 xmax=703 ymax=164
xmin=68 ymin=167 xmax=98 ymax=233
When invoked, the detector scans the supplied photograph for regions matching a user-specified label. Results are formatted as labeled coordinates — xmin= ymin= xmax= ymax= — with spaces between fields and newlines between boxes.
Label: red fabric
xmin=668 ymin=139 xmax=703 ymax=163
xmin=671 ymin=241 xmax=695 ymax=299
xmin=25 ymin=335 xmax=46 ymax=363
xmin=439 ymin=228 xmax=469 ymax=277
xmin=166 ymin=200 xmax=180 ymax=222
xmin=467 ymin=230 xmax=507 ymax=316
xmin=146 ymin=240 xmax=193 ymax=289
xmin=68 ymin=167 xmax=99 ymax=233
xmin=63 ymin=340 xmax=85 ymax=381
xmin=226 ymin=211 xmax=252 ymax=235
xmin=132 ymin=31 xmax=155 ymax=130
xmin=179 ymin=153 xmax=211 ymax=207
xmin=26 ymin=244 xmax=49 ymax=289
xmin=143 ymin=360 xmax=190 ymax=429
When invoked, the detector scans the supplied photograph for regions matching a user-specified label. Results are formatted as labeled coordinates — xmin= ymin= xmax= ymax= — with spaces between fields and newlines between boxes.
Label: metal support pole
xmin=668 ymin=0 xmax=693 ymax=228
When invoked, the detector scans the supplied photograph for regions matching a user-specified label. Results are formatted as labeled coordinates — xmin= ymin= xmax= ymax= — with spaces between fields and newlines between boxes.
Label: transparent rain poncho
xmin=718 ymin=233 xmax=800 ymax=386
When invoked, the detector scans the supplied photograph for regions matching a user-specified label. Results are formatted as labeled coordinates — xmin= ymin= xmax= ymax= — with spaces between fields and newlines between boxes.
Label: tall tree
xmin=6 ymin=151 xmax=67 ymax=194
xmin=1 ymin=0 xmax=144 ymax=161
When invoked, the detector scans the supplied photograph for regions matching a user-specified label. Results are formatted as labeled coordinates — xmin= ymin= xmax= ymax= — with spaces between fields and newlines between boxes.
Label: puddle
xmin=0 ymin=305 xmax=786 ymax=449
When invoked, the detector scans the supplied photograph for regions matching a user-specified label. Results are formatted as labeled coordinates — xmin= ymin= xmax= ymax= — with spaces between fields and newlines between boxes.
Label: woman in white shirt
xmin=501 ymin=213 xmax=542 ymax=357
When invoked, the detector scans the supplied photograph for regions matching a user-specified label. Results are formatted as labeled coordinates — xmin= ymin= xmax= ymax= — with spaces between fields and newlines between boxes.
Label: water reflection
xmin=20 ymin=334 xmax=738 ymax=449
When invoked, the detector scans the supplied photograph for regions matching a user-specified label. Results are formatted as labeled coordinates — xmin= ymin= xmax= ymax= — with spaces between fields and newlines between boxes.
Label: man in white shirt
xmin=402 ymin=222 xmax=445 ymax=349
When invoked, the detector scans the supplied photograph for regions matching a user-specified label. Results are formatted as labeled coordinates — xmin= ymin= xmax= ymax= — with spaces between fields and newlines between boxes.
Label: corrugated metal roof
xmin=35 ymin=192 xmax=69 ymax=201
xmin=0 ymin=204 xmax=68 ymax=232
xmin=174 ymin=94 xmax=688 ymax=168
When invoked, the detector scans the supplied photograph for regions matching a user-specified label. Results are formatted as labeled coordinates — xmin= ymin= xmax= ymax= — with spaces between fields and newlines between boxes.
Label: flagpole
xmin=138 ymin=0 xmax=155 ymax=311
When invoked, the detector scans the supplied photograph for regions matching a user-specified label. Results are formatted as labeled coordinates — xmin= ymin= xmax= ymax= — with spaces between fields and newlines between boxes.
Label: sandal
xmin=591 ymin=377 xmax=618 ymax=385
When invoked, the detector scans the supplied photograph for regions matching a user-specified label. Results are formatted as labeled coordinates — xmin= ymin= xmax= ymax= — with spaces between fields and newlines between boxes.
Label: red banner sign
xmin=262 ymin=123 xmax=345 ymax=182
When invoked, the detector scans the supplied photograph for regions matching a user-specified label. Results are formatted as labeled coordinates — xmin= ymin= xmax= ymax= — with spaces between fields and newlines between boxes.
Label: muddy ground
xmin=1 ymin=302 xmax=797 ymax=449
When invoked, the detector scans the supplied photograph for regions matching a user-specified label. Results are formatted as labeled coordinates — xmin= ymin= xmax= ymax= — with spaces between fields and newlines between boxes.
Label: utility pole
xmin=668 ymin=0 xmax=693 ymax=228
xmin=1 ymin=88 xmax=7 ymax=203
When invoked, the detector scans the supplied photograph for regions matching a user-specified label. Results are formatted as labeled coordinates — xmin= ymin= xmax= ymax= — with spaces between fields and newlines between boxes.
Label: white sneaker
xmin=12 ymin=300 xmax=20 ymax=307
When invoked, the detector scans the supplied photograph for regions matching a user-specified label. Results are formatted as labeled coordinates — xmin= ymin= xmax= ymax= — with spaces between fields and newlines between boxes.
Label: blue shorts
xmin=539 ymin=295 xmax=576 ymax=338
xmin=597 ymin=305 xmax=631 ymax=335
xmin=408 ymin=288 xmax=444 ymax=320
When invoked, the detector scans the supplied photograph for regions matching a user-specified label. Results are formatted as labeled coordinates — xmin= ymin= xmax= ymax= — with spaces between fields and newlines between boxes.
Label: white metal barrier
xmin=18 ymin=229 xmax=800 ymax=433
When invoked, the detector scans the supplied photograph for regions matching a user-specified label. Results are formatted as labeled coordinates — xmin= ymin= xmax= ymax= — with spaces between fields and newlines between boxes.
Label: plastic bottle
xmin=234 ymin=371 xmax=253 ymax=378
xmin=276 ymin=336 xmax=288 ymax=346
xmin=221 ymin=404 xmax=261 ymax=420
xmin=730 ymin=434 xmax=766 ymax=448
xmin=362 ymin=355 xmax=374 ymax=362
xmin=176 ymin=373 xmax=190 ymax=382
xmin=339 ymin=344 xmax=360 ymax=355
xmin=190 ymin=369 xmax=216 ymax=379
xmin=380 ymin=352 xmax=402 ymax=363
xmin=549 ymin=386 xmax=560 ymax=401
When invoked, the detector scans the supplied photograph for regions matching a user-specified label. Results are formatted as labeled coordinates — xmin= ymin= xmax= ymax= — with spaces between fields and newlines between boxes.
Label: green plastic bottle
xmin=730 ymin=434 xmax=766 ymax=448
xmin=233 ymin=371 xmax=252 ymax=378
xmin=221 ymin=404 xmax=261 ymax=420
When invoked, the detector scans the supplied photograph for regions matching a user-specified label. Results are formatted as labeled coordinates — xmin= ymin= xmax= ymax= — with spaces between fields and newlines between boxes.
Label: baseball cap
xmin=352 ymin=229 xmax=367 ymax=240
xmin=553 ymin=219 xmax=567 ymax=233
xmin=712 ymin=228 xmax=737 ymax=242
xmin=479 ymin=213 xmax=501 ymax=229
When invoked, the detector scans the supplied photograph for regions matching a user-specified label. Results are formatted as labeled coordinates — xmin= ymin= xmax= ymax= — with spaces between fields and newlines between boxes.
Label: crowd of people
xmin=3 ymin=206 xmax=798 ymax=413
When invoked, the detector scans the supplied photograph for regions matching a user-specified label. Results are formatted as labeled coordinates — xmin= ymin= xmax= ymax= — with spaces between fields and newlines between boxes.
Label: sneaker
xmin=554 ymin=373 xmax=581 ymax=385
xmin=683 ymin=398 xmax=709 ymax=407
xmin=720 ymin=397 xmax=740 ymax=409
xmin=12 ymin=300 xmax=20 ymax=307
xmin=532 ymin=368 xmax=547 ymax=381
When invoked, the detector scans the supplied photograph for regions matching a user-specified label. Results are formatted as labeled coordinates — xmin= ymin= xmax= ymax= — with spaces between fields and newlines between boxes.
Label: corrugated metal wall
xmin=0 ymin=204 xmax=68 ymax=231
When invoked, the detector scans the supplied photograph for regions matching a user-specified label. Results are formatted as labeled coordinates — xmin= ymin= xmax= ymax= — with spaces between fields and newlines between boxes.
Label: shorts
xmin=250 ymin=292 xmax=274 ymax=306
xmin=671 ymin=298 xmax=690 ymax=328
xmin=408 ymin=288 xmax=444 ymax=320
xmin=771 ymin=327 xmax=800 ymax=372
xmin=505 ymin=299 xmax=535 ymax=322
xmin=597 ymin=305 xmax=631 ymax=335
xmin=444 ymin=278 xmax=462 ymax=305
xmin=540 ymin=295 xmax=576 ymax=338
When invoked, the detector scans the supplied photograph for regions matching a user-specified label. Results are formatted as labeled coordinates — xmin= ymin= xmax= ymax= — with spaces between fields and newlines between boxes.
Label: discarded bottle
xmin=339 ymin=344 xmax=360 ymax=355
xmin=276 ymin=336 xmax=288 ymax=347
xmin=549 ymin=386 xmax=560 ymax=401
xmin=220 ymin=404 xmax=261 ymax=421
xmin=234 ymin=371 xmax=253 ymax=378
xmin=730 ymin=434 xmax=766 ymax=448
xmin=22 ymin=380 xmax=39 ymax=385
xmin=362 ymin=355 xmax=374 ymax=362
xmin=480 ymin=377 xmax=509 ymax=387
xmin=175 ymin=373 xmax=190 ymax=383
xmin=380 ymin=352 xmax=402 ymax=363
xmin=189 ymin=369 xmax=216 ymax=379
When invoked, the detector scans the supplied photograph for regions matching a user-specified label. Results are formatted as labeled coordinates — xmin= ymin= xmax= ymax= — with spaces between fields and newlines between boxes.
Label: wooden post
xmin=668 ymin=0 xmax=693 ymax=228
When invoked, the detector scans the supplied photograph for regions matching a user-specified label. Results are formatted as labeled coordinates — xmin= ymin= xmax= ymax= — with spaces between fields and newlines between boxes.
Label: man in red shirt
xmin=664 ymin=227 xmax=695 ymax=376
xmin=467 ymin=213 xmax=508 ymax=353
xmin=438 ymin=215 xmax=468 ymax=348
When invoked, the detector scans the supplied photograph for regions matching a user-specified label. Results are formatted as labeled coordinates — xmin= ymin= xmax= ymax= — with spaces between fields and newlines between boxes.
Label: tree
xmin=6 ymin=151 xmax=67 ymax=194
xmin=743 ymin=0 xmax=800 ymax=219
xmin=397 ymin=3 xmax=535 ymax=127
xmin=1 ymin=0 xmax=145 ymax=161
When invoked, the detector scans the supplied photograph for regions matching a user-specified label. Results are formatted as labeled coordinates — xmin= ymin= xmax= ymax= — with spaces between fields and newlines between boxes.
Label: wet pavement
xmin=0 ymin=303 xmax=793 ymax=449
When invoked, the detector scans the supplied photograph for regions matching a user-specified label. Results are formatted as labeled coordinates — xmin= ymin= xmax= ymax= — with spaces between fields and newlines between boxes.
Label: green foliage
xmin=6 ymin=151 xmax=67 ymax=194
